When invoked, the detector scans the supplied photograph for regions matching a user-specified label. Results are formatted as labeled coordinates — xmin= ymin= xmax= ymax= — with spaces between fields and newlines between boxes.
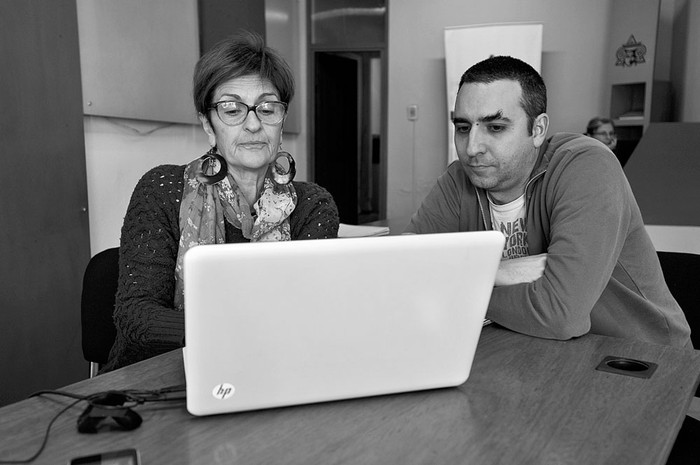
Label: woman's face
xmin=200 ymin=74 xmax=284 ymax=177
xmin=589 ymin=122 xmax=617 ymax=151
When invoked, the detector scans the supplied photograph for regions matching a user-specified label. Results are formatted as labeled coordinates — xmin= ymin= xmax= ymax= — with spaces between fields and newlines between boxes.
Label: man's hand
xmin=495 ymin=253 xmax=548 ymax=286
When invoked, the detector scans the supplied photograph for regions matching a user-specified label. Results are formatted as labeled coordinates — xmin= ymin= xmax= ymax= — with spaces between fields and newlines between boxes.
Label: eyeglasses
xmin=209 ymin=100 xmax=287 ymax=126
xmin=593 ymin=131 xmax=616 ymax=138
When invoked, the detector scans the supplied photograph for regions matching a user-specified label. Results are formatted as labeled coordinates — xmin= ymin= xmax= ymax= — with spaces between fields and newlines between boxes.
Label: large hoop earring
xmin=197 ymin=146 xmax=228 ymax=185
xmin=269 ymin=151 xmax=296 ymax=185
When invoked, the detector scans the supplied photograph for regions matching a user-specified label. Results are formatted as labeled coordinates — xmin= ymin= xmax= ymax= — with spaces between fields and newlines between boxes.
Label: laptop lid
xmin=183 ymin=231 xmax=504 ymax=416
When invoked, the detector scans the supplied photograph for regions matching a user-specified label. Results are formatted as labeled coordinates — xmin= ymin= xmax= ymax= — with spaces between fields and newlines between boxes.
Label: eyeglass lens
xmin=215 ymin=101 xmax=286 ymax=125
xmin=594 ymin=131 xmax=616 ymax=138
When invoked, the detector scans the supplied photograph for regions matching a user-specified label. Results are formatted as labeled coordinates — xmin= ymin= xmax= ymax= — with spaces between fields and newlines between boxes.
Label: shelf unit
xmin=606 ymin=0 xmax=668 ymax=165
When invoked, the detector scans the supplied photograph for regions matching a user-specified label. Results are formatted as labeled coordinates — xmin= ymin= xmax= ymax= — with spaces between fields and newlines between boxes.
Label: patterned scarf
xmin=174 ymin=157 xmax=297 ymax=310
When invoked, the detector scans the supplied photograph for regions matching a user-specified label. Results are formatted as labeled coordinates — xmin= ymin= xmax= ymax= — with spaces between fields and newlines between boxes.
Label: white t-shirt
xmin=489 ymin=193 xmax=529 ymax=260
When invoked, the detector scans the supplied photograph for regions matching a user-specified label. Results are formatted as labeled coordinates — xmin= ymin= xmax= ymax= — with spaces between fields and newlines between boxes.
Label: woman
xmin=585 ymin=117 xmax=617 ymax=151
xmin=103 ymin=32 xmax=339 ymax=372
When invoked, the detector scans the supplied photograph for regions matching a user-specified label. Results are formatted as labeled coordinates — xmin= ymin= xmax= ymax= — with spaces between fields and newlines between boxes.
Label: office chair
xmin=658 ymin=251 xmax=700 ymax=465
xmin=657 ymin=251 xmax=700 ymax=352
xmin=657 ymin=251 xmax=700 ymax=396
xmin=81 ymin=247 xmax=120 ymax=378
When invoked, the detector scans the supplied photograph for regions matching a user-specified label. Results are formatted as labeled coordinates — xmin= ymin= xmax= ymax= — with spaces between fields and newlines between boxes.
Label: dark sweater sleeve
xmin=290 ymin=182 xmax=340 ymax=239
xmin=103 ymin=165 xmax=186 ymax=372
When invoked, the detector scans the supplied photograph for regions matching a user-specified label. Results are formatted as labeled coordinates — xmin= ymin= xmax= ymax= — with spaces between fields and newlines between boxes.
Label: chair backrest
xmin=657 ymin=251 xmax=700 ymax=351
xmin=81 ymin=247 xmax=119 ymax=377
xmin=658 ymin=251 xmax=700 ymax=399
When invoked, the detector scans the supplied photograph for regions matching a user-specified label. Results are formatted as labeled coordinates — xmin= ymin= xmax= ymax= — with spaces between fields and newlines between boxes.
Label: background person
xmin=585 ymin=116 xmax=617 ymax=151
xmin=405 ymin=56 xmax=691 ymax=348
xmin=104 ymin=32 xmax=339 ymax=372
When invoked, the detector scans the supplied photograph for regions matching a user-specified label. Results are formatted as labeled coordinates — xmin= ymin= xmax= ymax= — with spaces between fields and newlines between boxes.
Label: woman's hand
xmin=495 ymin=253 xmax=548 ymax=286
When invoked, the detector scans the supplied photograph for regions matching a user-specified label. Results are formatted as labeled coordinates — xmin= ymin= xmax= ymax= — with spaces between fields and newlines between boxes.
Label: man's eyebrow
xmin=481 ymin=110 xmax=509 ymax=123
xmin=452 ymin=110 xmax=511 ymax=125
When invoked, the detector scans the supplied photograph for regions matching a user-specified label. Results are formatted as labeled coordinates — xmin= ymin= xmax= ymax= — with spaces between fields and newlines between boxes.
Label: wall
xmin=672 ymin=0 xmax=700 ymax=121
xmin=85 ymin=118 xmax=206 ymax=253
xmin=85 ymin=0 xmax=696 ymax=245
xmin=85 ymin=0 xmax=308 ymax=254
xmin=655 ymin=0 xmax=674 ymax=81
xmin=386 ymin=0 xmax=613 ymax=220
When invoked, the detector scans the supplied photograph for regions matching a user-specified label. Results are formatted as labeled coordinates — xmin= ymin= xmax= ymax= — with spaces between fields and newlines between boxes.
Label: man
xmin=406 ymin=56 xmax=691 ymax=348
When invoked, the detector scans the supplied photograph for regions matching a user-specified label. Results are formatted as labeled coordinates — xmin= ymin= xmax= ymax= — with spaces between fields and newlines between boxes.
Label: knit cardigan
xmin=103 ymin=164 xmax=339 ymax=372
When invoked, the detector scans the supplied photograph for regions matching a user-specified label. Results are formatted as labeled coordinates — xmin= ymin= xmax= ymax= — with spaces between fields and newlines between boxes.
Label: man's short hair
xmin=458 ymin=56 xmax=547 ymax=135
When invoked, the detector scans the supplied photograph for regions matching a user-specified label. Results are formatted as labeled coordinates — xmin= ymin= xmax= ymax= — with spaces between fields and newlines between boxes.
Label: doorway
xmin=313 ymin=51 xmax=382 ymax=224
xmin=308 ymin=0 xmax=387 ymax=225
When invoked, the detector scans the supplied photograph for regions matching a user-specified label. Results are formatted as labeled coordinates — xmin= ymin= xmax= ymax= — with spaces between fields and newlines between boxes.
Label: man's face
xmin=452 ymin=79 xmax=546 ymax=204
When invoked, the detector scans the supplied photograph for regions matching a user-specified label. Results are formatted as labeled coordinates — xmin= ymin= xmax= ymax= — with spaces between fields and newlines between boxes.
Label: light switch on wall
xmin=407 ymin=104 xmax=418 ymax=121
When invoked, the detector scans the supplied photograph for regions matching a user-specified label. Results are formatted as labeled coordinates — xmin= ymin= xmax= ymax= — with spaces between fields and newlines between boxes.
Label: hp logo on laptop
xmin=212 ymin=383 xmax=235 ymax=400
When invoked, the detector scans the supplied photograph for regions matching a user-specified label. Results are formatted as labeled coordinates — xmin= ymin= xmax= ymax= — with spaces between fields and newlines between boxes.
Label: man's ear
xmin=532 ymin=113 xmax=549 ymax=148
xmin=198 ymin=113 xmax=217 ymax=147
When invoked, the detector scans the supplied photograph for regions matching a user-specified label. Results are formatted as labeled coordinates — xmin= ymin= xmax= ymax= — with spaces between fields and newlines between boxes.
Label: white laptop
xmin=183 ymin=231 xmax=504 ymax=416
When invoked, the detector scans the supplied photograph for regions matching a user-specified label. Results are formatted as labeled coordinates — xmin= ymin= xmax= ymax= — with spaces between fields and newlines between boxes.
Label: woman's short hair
xmin=458 ymin=55 xmax=547 ymax=135
xmin=585 ymin=117 xmax=615 ymax=135
xmin=193 ymin=31 xmax=295 ymax=118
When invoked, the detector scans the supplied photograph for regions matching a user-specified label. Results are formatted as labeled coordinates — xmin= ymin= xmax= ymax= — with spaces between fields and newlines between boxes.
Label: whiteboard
xmin=77 ymin=0 xmax=200 ymax=124
xmin=444 ymin=23 xmax=543 ymax=163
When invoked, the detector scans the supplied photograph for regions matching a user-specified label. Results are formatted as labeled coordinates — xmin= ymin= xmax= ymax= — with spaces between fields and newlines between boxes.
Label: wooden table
xmin=1 ymin=326 xmax=699 ymax=465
